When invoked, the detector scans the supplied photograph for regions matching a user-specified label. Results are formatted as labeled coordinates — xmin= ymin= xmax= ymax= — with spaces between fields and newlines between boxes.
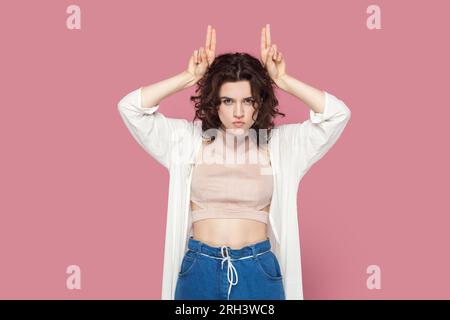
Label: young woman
xmin=117 ymin=24 xmax=351 ymax=300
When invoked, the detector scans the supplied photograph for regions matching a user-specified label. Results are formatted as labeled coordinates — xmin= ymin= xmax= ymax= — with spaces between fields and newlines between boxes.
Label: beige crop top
xmin=190 ymin=130 xmax=273 ymax=224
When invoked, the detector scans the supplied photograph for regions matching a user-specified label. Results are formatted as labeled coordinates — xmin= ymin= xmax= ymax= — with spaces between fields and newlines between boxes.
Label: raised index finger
xmin=210 ymin=28 xmax=216 ymax=53
xmin=205 ymin=25 xmax=211 ymax=49
xmin=261 ymin=27 xmax=266 ymax=51
xmin=265 ymin=24 xmax=271 ymax=47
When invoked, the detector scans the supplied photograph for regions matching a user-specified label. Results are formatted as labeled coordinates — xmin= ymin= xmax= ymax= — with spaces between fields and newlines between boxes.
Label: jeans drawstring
xmin=193 ymin=242 xmax=271 ymax=300
xmin=220 ymin=246 xmax=238 ymax=300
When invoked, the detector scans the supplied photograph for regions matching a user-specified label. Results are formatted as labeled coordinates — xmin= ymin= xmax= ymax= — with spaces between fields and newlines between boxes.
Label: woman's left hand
xmin=260 ymin=24 xmax=286 ymax=83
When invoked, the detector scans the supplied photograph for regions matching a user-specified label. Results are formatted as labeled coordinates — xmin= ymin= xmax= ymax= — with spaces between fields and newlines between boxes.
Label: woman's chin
xmin=227 ymin=127 xmax=247 ymax=135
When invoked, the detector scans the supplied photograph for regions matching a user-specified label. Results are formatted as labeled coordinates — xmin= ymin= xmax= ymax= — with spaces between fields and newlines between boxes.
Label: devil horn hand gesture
xmin=187 ymin=25 xmax=217 ymax=81
xmin=260 ymin=24 xmax=286 ymax=83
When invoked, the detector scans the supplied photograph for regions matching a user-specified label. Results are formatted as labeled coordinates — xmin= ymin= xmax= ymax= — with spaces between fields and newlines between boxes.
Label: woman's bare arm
xmin=274 ymin=74 xmax=326 ymax=114
xmin=142 ymin=25 xmax=216 ymax=108
xmin=140 ymin=70 xmax=199 ymax=108
xmin=117 ymin=25 xmax=217 ymax=169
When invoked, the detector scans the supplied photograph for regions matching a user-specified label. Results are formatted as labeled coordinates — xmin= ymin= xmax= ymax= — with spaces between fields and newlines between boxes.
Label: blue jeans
xmin=174 ymin=236 xmax=286 ymax=300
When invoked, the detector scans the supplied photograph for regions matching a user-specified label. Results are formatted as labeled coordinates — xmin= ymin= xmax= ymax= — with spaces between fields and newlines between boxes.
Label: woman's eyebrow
xmin=220 ymin=96 xmax=254 ymax=100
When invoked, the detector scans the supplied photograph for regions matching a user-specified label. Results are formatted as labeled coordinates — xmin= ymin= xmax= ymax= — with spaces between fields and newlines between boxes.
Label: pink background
xmin=1 ymin=0 xmax=449 ymax=299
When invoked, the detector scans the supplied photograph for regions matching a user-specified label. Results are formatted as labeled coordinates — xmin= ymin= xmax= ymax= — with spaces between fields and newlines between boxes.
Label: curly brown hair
xmin=190 ymin=52 xmax=286 ymax=147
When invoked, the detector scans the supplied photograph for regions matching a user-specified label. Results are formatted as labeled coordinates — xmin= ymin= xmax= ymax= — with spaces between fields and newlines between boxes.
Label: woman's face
xmin=217 ymin=81 xmax=259 ymax=135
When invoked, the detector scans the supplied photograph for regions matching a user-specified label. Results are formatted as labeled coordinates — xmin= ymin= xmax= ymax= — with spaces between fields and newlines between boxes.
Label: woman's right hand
xmin=186 ymin=25 xmax=216 ymax=83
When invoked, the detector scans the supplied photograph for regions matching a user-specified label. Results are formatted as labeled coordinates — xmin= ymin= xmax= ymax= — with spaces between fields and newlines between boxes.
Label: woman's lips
xmin=233 ymin=122 xmax=244 ymax=127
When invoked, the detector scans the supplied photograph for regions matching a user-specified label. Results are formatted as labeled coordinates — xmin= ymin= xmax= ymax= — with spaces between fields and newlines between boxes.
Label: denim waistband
xmin=186 ymin=236 xmax=272 ymax=300
xmin=187 ymin=236 xmax=271 ymax=259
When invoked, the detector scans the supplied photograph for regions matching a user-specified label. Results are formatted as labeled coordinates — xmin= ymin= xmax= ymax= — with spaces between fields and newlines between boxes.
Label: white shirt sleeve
xmin=117 ymin=86 xmax=192 ymax=170
xmin=279 ymin=91 xmax=351 ymax=178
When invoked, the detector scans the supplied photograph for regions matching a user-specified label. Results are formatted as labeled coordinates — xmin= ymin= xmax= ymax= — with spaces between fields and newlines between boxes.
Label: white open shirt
xmin=117 ymin=86 xmax=351 ymax=299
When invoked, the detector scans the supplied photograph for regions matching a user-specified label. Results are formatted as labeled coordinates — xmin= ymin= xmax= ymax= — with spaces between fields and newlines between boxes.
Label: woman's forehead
xmin=220 ymin=81 xmax=252 ymax=96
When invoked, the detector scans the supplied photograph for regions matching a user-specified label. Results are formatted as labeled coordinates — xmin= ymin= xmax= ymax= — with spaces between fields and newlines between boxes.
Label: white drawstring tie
xmin=220 ymin=246 xmax=238 ymax=300
xmin=194 ymin=243 xmax=271 ymax=300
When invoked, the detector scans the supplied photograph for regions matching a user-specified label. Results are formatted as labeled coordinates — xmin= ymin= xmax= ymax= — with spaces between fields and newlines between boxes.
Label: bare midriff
xmin=191 ymin=202 xmax=270 ymax=249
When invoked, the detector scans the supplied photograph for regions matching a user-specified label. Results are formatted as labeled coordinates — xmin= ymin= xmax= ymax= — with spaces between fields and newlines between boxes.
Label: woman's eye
xmin=222 ymin=99 xmax=253 ymax=105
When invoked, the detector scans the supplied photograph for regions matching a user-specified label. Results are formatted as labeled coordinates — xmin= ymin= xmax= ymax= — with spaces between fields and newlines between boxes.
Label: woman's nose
xmin=233 ymin=103 xmax=244 ymax=117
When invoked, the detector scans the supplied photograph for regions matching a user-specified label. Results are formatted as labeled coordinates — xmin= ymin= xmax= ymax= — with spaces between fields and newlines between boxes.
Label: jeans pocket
xmin=255 ymin=251 xmax=283 ymax=281
xmin=178 ymin=250 xmax=198 ymax=277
